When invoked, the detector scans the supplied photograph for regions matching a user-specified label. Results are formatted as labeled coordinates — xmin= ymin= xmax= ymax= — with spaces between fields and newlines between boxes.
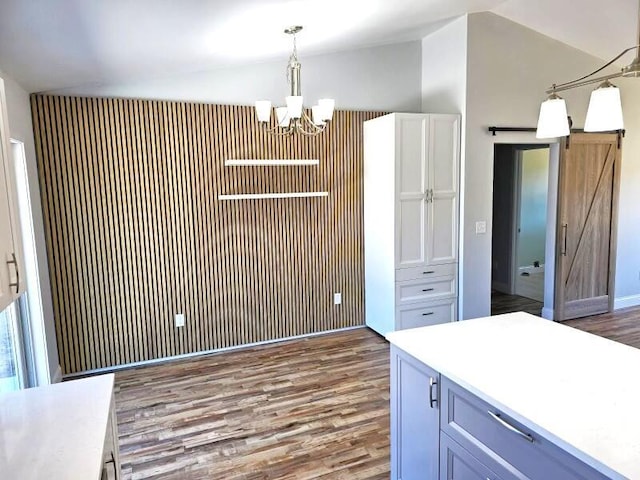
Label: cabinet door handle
xmin=429 ymin=189 xmax=434 ymax=203
xmin=429 ymin=377 xmax=438 ymax=408
xmin=423 ymin=270 xmax=435 ymax=275
xmin=7 ymin=253 xmax=19 ymax=294
xmin=487 ymin=411 xmax=534 ymax=443
xmin=422 ymin=312 xmax=434 ymax=316
xmin=421 ymin=288 xmax=434 ymax=292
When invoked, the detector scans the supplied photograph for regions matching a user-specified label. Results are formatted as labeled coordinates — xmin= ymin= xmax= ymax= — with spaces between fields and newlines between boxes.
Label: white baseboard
xmin=51 ymin=364 xmax=63 ymax=384
xmin=614 ymin=294 xmax=640 ymax=310
xmin=541 ymin=307 xmax=554 ymax=320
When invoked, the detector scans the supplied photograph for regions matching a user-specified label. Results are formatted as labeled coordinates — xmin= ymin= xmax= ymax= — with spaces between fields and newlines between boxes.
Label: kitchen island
xmin=387 ymin=312 xmax=640 ymax=480
xmin=0 ymin=374 xmax=120 ymax=480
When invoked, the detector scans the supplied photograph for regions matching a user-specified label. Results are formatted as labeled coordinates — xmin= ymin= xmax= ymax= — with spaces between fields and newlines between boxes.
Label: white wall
xmin=614 ymin=77 xmax=640 ymax=307
xmin=45 ymin=42 xmax=424 ymax=113
xmin=0 ymin=69 xmax=60 ymax=383
xmin=421 ymin=16 xmax=468 ymax=115
xmin=462 ymin=12 xmax=640 ymax=318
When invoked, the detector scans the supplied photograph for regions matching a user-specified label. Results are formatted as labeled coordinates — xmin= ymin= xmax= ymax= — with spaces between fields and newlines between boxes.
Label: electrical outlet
xmin=334 ymin=292 xmax=342 ymax=305
xmin=175 ymin=313 xmax=185 ymax=328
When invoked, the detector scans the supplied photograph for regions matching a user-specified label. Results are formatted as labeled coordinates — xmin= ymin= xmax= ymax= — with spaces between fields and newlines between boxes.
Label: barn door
xmin=554 ymin=133 xmax=621 ymax=321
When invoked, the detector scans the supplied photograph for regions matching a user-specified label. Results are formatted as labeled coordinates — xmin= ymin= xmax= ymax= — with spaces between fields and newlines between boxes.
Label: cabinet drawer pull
xmin=429 ymin=377 xmax=438 ymax=408
xmin=421 ymin=288 xmax=434 ymax=292
xmin=487 ymin=411 xmax=533 ymax=443
xmin=422 ymin=312 xmax=434 ymax=316
xmin=423 ymin=270 xmax=435 ymax=274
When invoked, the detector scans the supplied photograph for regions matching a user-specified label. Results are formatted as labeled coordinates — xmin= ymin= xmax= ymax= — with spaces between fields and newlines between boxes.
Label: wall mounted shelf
xmin=218 ymin=192 xmax=329 ymax=201
xmin=224 ymin=159 xmax=319 ymax=166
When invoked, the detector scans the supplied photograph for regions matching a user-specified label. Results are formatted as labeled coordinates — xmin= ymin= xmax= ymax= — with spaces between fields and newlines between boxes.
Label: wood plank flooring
xmin=114 ymin=328 xmax=390 ymax=480
xmin=565 ymin=306 xmax=640 ymax=349
xmin=113 ymin=307 xmax=640 ymax=479
xmin=491 ymin=290 xmax=543 ymax=316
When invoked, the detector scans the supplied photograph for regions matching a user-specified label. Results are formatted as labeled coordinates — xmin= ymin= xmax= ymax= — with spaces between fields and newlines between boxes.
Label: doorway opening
xmin=491 ymin=144 xmax=551 ymax=316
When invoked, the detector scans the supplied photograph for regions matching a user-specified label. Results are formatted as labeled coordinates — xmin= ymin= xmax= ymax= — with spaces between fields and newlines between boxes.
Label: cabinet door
xmin=396 ymin=116 xmax=428 ymax=269
xmin=427 ymin=115 xmax=459 ymax=265
xmin=0 ymin=79 xmax=25 ymax=310
xmin=391 ymin=346 xmax=439 ymax=480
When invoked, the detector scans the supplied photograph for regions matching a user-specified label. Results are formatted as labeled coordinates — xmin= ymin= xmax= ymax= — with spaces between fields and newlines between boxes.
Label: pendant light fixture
xmin=536 ymin=0 xmax=640 ymax=138
xmin=254 ymin=26 xmax=335 ymax=136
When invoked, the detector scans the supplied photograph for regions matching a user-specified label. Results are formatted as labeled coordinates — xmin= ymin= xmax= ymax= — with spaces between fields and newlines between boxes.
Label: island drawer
xmin=396 ymin=298 xmax=456 ymax=330
xmin=440 ymin=433 xmax=505 ymax=480
xmin=395 ymin=263 xmax=456 ymax=282
xmin=440 ymin=377 xmax=608 ymax=480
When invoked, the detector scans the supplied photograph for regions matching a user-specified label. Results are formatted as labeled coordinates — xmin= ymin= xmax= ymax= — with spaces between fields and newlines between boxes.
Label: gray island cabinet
xmin=387 ymin=313 xmax=640 ymax=480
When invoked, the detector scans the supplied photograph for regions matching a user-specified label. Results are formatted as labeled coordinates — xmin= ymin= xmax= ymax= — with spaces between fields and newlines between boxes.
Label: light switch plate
xmin=334 ymin=293 xmax=342 ymax=305
xmin=475 ymin=221 xmax=487 ymax=235
xmin=175 ymin=313 xmax=185 ymax=327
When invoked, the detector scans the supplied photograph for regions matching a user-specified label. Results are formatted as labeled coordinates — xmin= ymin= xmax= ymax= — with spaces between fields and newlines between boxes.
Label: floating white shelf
xmin=218 ymin=192 xmax=329 ymax=200
xmin=224 ymin=159 xmax=319 ymax=166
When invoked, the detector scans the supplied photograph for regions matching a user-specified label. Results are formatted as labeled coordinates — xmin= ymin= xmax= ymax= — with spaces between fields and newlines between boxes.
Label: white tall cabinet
xmin=364 ymin=113 xmax=460 ymax=336
xmin=0 ymin=77 xmax=25 ymax=312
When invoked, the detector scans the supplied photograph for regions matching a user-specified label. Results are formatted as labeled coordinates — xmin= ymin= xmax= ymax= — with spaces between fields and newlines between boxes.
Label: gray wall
xmin=491 ymin=144 xmax=516 ymax=293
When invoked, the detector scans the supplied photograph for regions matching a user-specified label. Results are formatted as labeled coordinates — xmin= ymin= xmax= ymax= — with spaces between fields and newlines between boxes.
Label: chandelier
xmin=536 ymin=0 xmax=640 ymax=138
xmin=254 ymin=26 xmax=335 ymax=136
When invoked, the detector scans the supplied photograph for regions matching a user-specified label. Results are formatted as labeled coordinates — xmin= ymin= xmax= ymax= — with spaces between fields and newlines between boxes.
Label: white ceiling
xmin=0 ymin=0 xmax=637 ymax=93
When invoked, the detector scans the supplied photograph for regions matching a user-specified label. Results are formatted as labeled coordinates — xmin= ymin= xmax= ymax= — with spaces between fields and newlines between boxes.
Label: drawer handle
xmin=421 ymin=288 xmax=435 ymax=292
xmin=422 ymin=312 xmax=434 ymax=316
xmin=487 ymin=411 xmax=534 ymax=443
xmin=423 ymin=270 xmax=435 ymax=274
xmin=429 ymin=377 xmax=438 ymax=408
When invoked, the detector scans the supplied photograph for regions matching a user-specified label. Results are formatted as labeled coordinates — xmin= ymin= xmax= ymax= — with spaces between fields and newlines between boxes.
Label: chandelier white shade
xmin=254 ymin=26 xmax=335 ymax=136
xmin=584 ymin=81 xmax=624 ymax=132
xmin=536 ymin=94 xmax=570 ymax=139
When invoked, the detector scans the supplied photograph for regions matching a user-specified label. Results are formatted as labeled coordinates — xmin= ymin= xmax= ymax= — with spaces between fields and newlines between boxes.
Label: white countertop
xmin=387 ymin=313 xmax=640 ymax=480
xmin=0 ymin=374 xmax=114 ymax=480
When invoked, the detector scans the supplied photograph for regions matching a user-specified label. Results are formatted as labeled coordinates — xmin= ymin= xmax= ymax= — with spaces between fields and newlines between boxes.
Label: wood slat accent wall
xmin=30 ymin=94 xmax=382 ymax=374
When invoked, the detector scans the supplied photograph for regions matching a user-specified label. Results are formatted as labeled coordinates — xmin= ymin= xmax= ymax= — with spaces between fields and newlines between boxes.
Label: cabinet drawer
xmin=396 ymin=298 xmax=456 ymax=330
xmin=441 ymin=377 xmax=608 ymax=480
xmin=396 ymin=263 xmax=456 ymax=282
xmin=440 ymin=433 xmax=503 ymax=480
xmin=396 ymin=276 xmax=456 ymax=305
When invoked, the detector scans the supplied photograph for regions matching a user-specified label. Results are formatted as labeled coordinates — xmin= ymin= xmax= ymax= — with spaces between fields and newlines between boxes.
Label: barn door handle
xmin=561 ymin=224 xmax=568 ymax=256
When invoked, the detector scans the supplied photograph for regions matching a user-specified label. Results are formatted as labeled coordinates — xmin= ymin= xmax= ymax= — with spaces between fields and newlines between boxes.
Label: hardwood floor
xmin=113 ymin=307 xmax=640 ymax=479
xmin=491 ymin=290 xmax=543 ymax=316
xmin=565 ymin=307 xmax=640 ymax=349
xmin=114 ymin=328 xmax=390 ymax=480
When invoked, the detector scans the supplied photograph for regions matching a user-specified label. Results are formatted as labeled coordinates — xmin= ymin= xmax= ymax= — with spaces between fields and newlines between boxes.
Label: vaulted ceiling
xmin=0 ymin=0 xmax=637 ymax=93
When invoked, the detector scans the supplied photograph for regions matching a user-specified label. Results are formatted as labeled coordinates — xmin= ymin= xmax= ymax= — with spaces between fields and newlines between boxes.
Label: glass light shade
xmin=255 ymin=100 xmax=272 ymax=122
xmin=276 ymin=106 xmax=290 ymax=127
xmin=311 ymin=105 xmax=325 ymax=126
xmin=318 ymin=98 xmax=335 ymax=121
xmin=285 ymin=95 xmax=303 ymax=119
xmin=536 ymin=96 xmax=570 ymax=139
xmin=584 ymin=82 xmax=624 ymax=132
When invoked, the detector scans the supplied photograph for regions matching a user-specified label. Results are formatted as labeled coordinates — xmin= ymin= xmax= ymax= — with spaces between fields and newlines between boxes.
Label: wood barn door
xmin=555 ymin=133 xmax=621 ymax=321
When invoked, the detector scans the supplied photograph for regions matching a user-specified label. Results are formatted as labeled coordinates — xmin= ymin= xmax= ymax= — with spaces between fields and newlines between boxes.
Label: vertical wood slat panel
xmin=31 ymin=94 xmax=383 ymax=374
